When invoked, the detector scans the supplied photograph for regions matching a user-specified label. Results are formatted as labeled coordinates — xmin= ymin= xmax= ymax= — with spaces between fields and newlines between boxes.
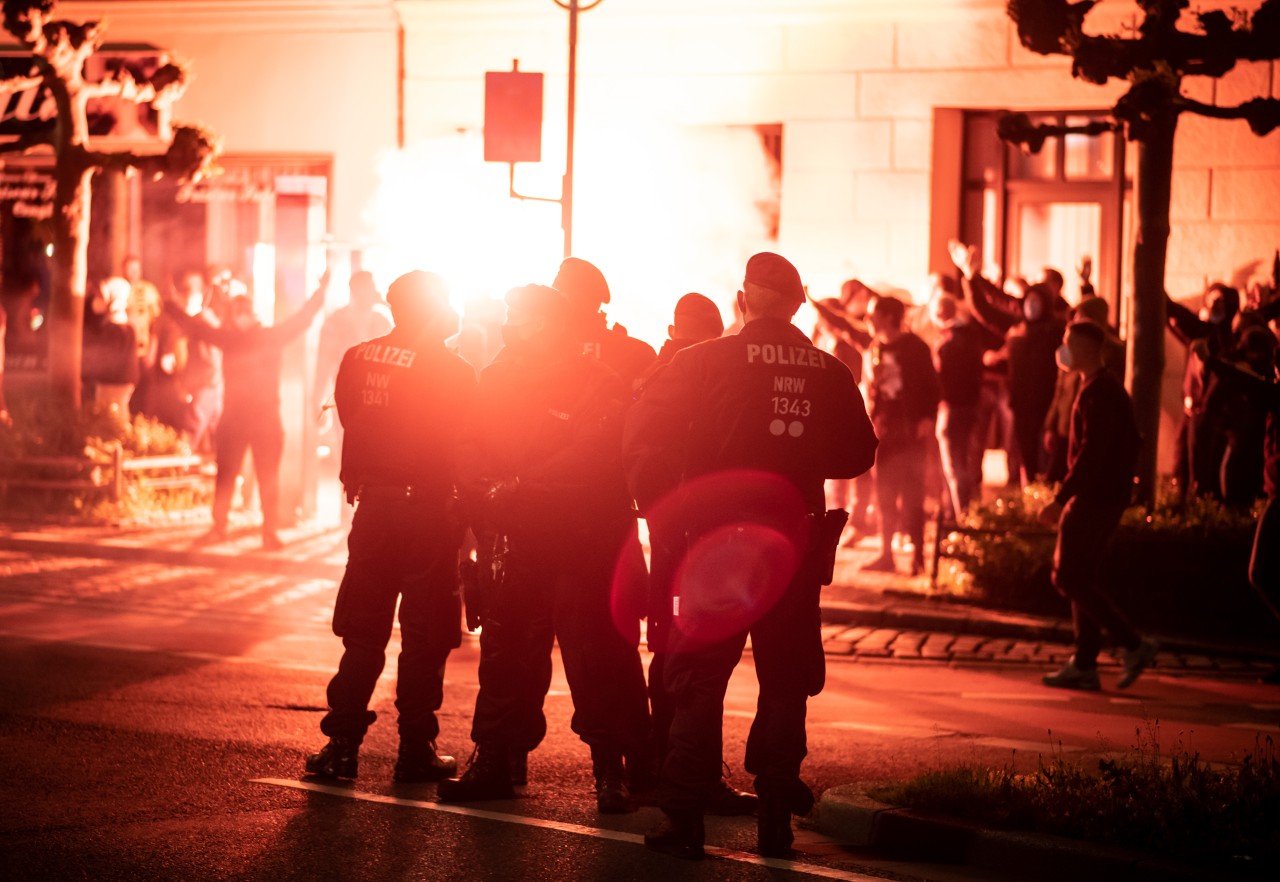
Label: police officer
xmin=623 ymin=253 xmax=877 ymax=859
xmin=638 ymin=292 xmax=756 ymax=816
xmin=438 ymin=284 xmax=652 ymax=813
xmin=554 ymin=257 xmax=658 ymax=388
xmin=554 ymin=255 xmax=659 ymax=792
xmin=304 ymin=271 xmax=476 ymax=783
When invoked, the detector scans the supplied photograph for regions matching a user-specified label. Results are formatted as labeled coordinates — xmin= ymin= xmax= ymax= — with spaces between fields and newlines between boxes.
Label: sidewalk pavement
xmin=2 ymin=514 xmax=1277 ymax=675
xmin=824 ymin=533 xmax=1280 ymax=676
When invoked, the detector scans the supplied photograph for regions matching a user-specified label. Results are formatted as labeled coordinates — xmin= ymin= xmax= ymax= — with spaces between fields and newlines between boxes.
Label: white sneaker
xmin=1117 ymin=639 xmax=1159 ymax=689
xmin=1042 ymin=659 xmax=1101 ymax=691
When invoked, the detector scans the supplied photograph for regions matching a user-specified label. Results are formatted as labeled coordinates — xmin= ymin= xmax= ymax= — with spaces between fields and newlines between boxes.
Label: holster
xmin=809 ymin=509 xmax=849 ymax=586
xmin=467 ymin=530 xmax=510 ymax=629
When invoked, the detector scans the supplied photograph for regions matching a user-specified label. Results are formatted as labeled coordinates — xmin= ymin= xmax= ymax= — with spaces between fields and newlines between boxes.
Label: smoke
xmin=362 ymin=124 xmax=778 ymax=350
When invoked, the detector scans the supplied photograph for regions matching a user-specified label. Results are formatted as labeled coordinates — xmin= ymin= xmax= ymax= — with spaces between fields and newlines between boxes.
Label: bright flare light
xmin=362 ymin=124 xmax=778 ymax=352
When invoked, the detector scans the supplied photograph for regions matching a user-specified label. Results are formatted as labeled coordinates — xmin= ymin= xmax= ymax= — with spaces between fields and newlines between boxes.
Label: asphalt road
xmin=2 ymin=531 xmax=1278 ymax=881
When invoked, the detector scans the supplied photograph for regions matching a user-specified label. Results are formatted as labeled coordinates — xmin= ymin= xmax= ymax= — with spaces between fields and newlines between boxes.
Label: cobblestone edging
xmin=818 ymin=601 xmax=1280 ymax=675
xmin=807 ymin=784 xmax=1235 ymax=882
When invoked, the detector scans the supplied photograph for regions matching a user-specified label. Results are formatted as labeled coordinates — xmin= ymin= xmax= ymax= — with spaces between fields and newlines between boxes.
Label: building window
xmin=958 ymin=109 xmax=1131 ymax=329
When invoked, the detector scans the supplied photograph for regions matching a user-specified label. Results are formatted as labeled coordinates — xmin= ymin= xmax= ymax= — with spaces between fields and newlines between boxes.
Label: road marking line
xmin=968 ymin=737 xmax=1085 ymax=752
xmin=251 ymin=778 xmax=885 ymax=881
xmin=825 ymin=721 xmax=958 ymax=739
xmin=959 ymin=692 xmax=1072 ymax=702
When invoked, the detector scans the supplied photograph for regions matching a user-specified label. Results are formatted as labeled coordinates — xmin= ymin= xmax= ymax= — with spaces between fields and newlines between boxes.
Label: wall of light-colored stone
xmin=397 ymin=0 xmax=1278 ymax=474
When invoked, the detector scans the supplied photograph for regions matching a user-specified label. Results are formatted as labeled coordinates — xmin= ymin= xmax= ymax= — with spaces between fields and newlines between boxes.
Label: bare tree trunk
xmin=1127 ymin=114 xmax=1177 ymax=505
xmin=48 ymin=162 xmax=93 ymax=411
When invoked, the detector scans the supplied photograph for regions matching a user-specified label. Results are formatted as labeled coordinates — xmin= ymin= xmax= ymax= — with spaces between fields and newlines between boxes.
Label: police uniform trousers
xmin=1052 ymin=497 xmax=1140 ymax=671
xmin=658 ymin=576 xmax=825 ymax=817
xmin=321 ymin=495 xmax=462 ymax=743
xmin=470 ymin=523 xmax=651 ymax=758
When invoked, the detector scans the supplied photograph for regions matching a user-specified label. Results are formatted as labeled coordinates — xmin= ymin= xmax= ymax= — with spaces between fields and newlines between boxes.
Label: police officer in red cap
xmin=304 ymin=270 xmax=476 ymax=784
xmin=439 ymin=284 xmax=652 ymax=813
xmin=624 ymin=252 xmax=877 ymax=859
xmin=554 ymin=257 xmax=658 ymax=388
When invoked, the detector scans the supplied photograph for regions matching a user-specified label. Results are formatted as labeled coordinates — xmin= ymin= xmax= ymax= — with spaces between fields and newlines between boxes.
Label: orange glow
xmin=362 ymin=124 xmax=778 ymax=350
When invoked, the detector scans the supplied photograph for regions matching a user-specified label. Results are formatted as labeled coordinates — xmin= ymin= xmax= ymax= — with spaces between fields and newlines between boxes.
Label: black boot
xmin=757 ymin=798 xmax=794 ymax=858
xmin=437 ymin=745 xmax=516 ymax=802
xmin=592 ymin=748 xmax=635 ymax=814
xmin=624 ymin=749 xmax=658 ymax=798
xmin=393 ymin=740 xmax=458 ymax=783
xmin=304 ymin=736 xmax=360 ymax=780
xmin=508 ymin=751 xmax=529 ymax=788
xmin=644 ymin=812 xmax=705 ymax=860
xmin=707 ymin=779 xmax=758 ymax=816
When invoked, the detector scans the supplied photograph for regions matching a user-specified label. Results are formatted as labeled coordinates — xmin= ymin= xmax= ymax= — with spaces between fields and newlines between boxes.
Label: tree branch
xmin=1179 ymin=95 xmax=1280 ymax=136
xmin=997 ymin=111 xmax=1116 ymax=154
xmin=81 ymin=62 xmax=189 ymax=108
xmin=0 ymin=73 xmax=43 ymax=97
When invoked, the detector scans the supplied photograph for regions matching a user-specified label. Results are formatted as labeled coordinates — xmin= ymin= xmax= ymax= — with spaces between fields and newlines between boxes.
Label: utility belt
xmin=348 ymin=483 xmax=446 ymax=505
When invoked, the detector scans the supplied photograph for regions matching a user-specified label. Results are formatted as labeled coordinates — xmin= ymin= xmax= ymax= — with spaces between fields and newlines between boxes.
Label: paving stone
xmin=889 ymin=631 xmax=927 ymax=658
xmin=920 ymin=633 xmax=955 ymax=659
xmin=852 ymin=628 xmax=898 ymax=658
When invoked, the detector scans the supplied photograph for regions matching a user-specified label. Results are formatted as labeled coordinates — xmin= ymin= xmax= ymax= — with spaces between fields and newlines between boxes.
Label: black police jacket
xmin=573 ymin=312 xmax=658 ymax=390
xmin=622 ymin=317 xmax=878 ymax=514
xmin=335 ymin=329 xmax=477 ymax=499
xmin=456 ymin=344 xmax=633 ymax=539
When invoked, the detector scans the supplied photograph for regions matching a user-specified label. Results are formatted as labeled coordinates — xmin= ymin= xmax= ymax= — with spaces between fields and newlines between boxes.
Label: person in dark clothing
xmin=439 ymin=284 xmax=651 ymax=815
xmin=810 ymin=293 xmax=876 ymax=543
xmin=554 ymin=256 xmax=658 ymax=389
xmin=966 ymin=280 xmax=1064 ymax=485
xmin=1038 ymin=321 xmax=1157 ymax=692
xmin=82 ymin=277 xmax=140 ymax=413
xmin=303 ymin=271 xmax=475 ymax=783
xmin=624 ymin=252 xmax=877 ymax=859
xmin=1043 ymin=296 xmax=1126 ymax=483
xmin=1166 ymin=283 xmax=1242 ymax=502
xmin=930 ymin=294 xmax=999 ymax=519
xmin=636 ymin=292 xmax=756 ymax=817
xmin=863 ymin=294 xmax=940 ymax=575
xmin=164 ymin=277 xmax=325 ymax=548
xmin=553 ymin=256 xmax=659 ymax=791
xmin=640 ymin=292 xmax=724 ymax=387
xmin=1207 ymin=325 xmax=1275 ymax=508
xmin=1205 ymin=340 xmax=1280 ymax=684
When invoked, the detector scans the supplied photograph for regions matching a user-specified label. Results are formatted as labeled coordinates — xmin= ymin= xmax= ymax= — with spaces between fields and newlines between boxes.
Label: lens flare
xmin=631 ymin=469 xmax=810 ymax=650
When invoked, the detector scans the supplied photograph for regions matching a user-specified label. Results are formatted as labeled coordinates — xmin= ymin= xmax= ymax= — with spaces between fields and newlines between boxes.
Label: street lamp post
xmin=554 ymin=0 xmax=603 ymax=258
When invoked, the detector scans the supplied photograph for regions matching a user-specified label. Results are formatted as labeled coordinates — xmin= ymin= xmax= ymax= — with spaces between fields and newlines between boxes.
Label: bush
xmin=869 ymin=730 xmax=1280 ymax=869
xmin=0 ymin=400 xmax=207 ymax=522
xmin=938 ymin=484 xmax=1263 ymax=632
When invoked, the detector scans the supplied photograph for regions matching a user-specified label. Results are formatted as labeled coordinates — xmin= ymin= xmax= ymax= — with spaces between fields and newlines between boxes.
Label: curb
xmin=808 ymin=784 xmax=1245 ymax=882
xmin=819 ymin=597 xmax=1280 ymax=665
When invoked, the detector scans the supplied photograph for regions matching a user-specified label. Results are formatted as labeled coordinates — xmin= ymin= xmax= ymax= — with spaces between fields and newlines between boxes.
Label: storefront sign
xmin=0 ymin=167 xmax=55 ymax=219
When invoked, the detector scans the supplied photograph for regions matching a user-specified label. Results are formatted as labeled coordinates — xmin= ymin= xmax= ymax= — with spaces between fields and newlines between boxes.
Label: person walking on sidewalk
xmin=624 ymin=253 xmax=877 ymax=859
xmin=1037 ymin=320 xmax=1157 ymax=691
xmin=304 ymin=271 xmax=476 ymax=782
